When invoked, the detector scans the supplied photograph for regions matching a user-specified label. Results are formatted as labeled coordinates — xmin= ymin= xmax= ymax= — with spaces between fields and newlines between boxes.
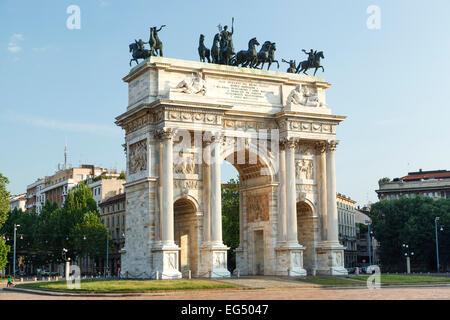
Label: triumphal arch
xmin=115 ymin=56 xmax=348 ymax=279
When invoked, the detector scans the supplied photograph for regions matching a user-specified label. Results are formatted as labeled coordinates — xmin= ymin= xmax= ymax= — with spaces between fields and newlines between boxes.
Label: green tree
xmin=370 ymin=197 xmax=450 ymax=272
xmin=0 ymin=173 xmax=10 ymax=226
xmin=0 ymin=173 xmax=11 ymax=271
xmin=378 ymin=177 xmax=391 ymax=186
xmin=118 ymin=170 xmax=126 ymax=180
xmin=222 ymin=179 xmax=240 ymax=271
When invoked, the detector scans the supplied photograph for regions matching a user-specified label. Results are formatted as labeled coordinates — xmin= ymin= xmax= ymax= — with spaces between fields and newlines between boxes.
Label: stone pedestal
xmin=276 ymin=245 xmax=307 ymax=277
xmin=199 ymin=245 xmax=231 ymax=278
xmin=152 ymin=245 xmax=182 ymax=279
xmin=316 ymin=242 xmax=348 ymax=276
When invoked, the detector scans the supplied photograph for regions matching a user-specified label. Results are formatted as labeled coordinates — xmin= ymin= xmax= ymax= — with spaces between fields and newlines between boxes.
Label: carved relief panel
xmin=295 ymin=159 xmax=314 ymax=180
xmin=128 ymin=139 xmax=147 ymax=174
xmin=246 ymin=194 xmax=269 ymax=223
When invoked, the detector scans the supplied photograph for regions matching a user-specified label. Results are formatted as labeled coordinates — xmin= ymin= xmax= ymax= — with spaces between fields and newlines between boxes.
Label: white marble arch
xmin=116 ymin=56 xmax=348 ymax=278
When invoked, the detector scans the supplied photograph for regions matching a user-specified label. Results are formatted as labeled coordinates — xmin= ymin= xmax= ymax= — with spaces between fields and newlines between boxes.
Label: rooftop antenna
xmin=64 ymin=137 xmax=68 ymax=170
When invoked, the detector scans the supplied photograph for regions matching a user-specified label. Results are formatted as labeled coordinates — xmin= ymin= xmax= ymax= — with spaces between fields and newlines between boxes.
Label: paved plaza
xmin=1 ymin=277 xmax=449 ymax=300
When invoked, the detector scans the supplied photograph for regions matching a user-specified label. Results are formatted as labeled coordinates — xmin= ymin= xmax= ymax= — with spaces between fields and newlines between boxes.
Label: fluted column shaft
xmin=202 ymin=141 xmax=211 ymax=244
xmin=316 ymin=142 xmax=328 ymax=241
xmin=277 ymin=143 xmax=287 ymax=244
xmin=211 ymin=136 xmax=223 ymax=246
xmin=326 ymin=140 xmax=339 ymax=243
xmin=161 ymin=129 xmax=175 ymax=246
xmin=285 ymin=139 xmax=299 ymax=245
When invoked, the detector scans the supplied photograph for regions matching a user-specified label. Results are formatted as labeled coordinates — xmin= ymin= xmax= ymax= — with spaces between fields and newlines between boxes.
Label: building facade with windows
xmin=41 ymin=165 xmax=113 ymax=209
xmin=376 ymin=169 xmax=450 ymax=200
xmin=336 ymin=193 xmax=357 ymax=268
xmin=99 ymin=192 xmax=126 ymax=276
xmin=26 ymin=178 xmax=46 ymax=213
xmin=10 ymin=194 xmax=26 ymax=211
xmin=88 ymin=173 xmax=125 ymax=208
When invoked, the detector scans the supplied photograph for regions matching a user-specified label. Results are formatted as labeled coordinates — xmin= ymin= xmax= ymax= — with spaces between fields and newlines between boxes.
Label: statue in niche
xmin=174 ymin=72 xmax=207 ymax=95
xmin=286 ymin=84 xmax=324 ymax=107
xmin=295 ymin=159 xmax=314 ymax=180
xmin=128 ymin=140 xmax=147 ymax=174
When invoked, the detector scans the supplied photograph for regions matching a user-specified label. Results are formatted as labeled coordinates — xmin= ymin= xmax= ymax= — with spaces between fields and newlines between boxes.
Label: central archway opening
xmin=221 ymin=149 xmax=273 ymax=275
xmin=174 ymin=198 xmax=198 ymax=276
xmin=297 ymin=201 xmax=316 ymax=273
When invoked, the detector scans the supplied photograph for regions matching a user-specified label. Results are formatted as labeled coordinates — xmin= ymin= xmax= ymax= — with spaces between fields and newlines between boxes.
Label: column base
xmin=316 ymin=242 xmax=348 ymax=276
xmin=275 ymin=244 xmax=307 ymax=277
xmin=199 ymin=244 xmax=231 ymax=278
xmin=152 ymin=244 xmax=182 ymax=280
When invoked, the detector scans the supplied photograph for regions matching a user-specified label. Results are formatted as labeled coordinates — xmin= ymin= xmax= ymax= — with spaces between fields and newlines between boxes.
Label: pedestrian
xmin=7 ymin=275 xmax=14 ymax=288
xmin=118 ymin=267 xmax=121 ymax=279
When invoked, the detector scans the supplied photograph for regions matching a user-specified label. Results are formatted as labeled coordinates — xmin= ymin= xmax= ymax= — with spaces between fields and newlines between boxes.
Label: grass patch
xmin=16 ymin=279 xmax=237 ymax=292
xmin=299 ymin=277 xmax=365 ymax=286
xmin=349 ymin=275 xmax=450 ymax=284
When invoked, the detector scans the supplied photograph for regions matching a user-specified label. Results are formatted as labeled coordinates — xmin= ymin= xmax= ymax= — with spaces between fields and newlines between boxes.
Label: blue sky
xmin=1 ymin=0 xmax=450 ymax=205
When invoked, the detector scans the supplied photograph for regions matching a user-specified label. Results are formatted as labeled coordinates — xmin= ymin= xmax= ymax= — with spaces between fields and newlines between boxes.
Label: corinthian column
xmin=277 ymin=140 xmax=287 ymax=244
xmin=210 ymin=134 xmax=223 ymax=246
xmin=285 ymin=138 xmax=299 ymax=246
xmin=315 ymin=141 xmax=327 ymax=241
xmin=326 ymin=140 xmax=339 ymax=244
xmin=202 ymin=141 xmax=211 ymax=245
xmin=160 ymin=128 xmax=175 ymax=246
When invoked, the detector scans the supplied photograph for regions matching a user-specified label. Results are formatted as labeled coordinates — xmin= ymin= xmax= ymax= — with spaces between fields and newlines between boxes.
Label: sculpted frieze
xmin=128 ymin=139 xmax=147 ymax=174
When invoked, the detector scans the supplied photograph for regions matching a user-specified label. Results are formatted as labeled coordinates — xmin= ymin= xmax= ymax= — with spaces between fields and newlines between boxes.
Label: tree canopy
xmin=0 ymin=181 xmax=110 ymax=271
xmin=222 ymin=179 xmax=240 ymax=271
xmin=0 ymin=173 xmax=11 ymax=271
xmin=370 ymin=196 xmax=450 ymax=272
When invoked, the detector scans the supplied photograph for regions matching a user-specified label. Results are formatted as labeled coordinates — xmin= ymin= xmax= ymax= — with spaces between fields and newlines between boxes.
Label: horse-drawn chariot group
xmin=129 ymin=18 xmax=325 ymax=76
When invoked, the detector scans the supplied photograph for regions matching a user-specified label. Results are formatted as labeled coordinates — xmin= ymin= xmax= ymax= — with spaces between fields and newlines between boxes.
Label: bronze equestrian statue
xmin=129 ymin=39 xmax=152 ymax=66
xmin=296 ymin=49 xmax=325 ymax=75
xmin=198 ymin=34 xmax=211 ymax=63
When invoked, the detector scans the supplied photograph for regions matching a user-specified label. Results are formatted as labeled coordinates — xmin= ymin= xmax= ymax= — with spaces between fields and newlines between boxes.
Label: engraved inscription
xmin=213 ymin=78 xmax=277 ymax=103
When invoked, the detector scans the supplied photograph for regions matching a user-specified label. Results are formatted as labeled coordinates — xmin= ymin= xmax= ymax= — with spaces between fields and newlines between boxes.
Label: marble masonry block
xmin=152 ymin=245 xmax=182 ymax=280
xmin=316 ymin=242 xmax=348 ymax=276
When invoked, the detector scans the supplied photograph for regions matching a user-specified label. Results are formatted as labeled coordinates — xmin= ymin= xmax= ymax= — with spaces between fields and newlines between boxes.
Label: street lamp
xmin=435 ymin=217 xmax=443 ymax=273
xmin=13 ymin=224 xmax=20 ymax=279
xmin=402 ymin=244 xmax=414 ymax=274
xmin=365 ymin=220 xmax=372 ymax=266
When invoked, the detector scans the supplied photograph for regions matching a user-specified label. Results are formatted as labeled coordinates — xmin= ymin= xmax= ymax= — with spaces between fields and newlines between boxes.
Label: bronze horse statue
xmin=149 ymin=25 xmax=165 ymax=56
xmin=129 ymin=40 xmax=151 ymax=66
xmin=211 ymin=33 xmax=220 ymax=64
xmin=296 ymin=51 xmax=325 ymax=75
xmin=252 ymin=41 xmax=279 ymax=70
xmin=232 ymin=37 xmax=260 ymax=67
xmin=198 ymin=34 xmax=211 ymax=63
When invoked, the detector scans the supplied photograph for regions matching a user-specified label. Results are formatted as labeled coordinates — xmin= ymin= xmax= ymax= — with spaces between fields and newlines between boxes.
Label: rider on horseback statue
xmin=302 ymin=49 xmax=316 ymax=69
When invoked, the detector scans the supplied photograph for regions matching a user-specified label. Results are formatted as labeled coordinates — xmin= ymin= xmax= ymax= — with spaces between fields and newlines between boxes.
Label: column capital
xmin=284 ymin=137 xmax=297 ymax=150
xmin=315 ymin=141 xmax=327 ymax=154
xmin=155 ymin=128 xmax=176 ymax=141
xmin=326 ymin=140 xmax=339 ymax=152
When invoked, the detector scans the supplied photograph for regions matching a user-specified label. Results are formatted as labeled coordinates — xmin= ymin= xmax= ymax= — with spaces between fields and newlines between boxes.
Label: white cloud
xmin=8 ymin=33 xmax=24 ymax=53
xmin=99 ymin=0 xmax=110 ymax=7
